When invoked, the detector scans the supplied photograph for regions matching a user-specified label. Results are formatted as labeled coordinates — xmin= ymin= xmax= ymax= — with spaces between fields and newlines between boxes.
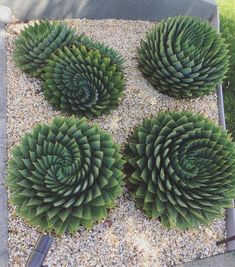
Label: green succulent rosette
xmin=7 ymin=117 xmax=124 ymax=235
xmin=127 ymin=111 xmax=235 ymax=229
xmin=138 ymin=16 xmax=230 ymax=98
xmin=13 ymin=20 xmax=83 ymax=77
xmin=42 ymin=44 xmax=125 ymax=117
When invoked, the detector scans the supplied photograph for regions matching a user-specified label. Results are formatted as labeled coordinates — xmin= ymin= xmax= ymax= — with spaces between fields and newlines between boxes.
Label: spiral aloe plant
xmin=42 ymin=44 xmax=125 ymax=117
xmin=127 ymin=111 xmax=235 ymax=229
xmin=7 ymin=117 xmax=124 ymax=235
xmin=138 ymin=16 xmax=230 ymax=98
xmin=13 ymin=20 xmax=83 ymax=77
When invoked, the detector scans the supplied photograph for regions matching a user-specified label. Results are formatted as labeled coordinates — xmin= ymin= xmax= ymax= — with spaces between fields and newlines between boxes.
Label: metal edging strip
xmin=211 ymin=7 xmax=235 ymax=252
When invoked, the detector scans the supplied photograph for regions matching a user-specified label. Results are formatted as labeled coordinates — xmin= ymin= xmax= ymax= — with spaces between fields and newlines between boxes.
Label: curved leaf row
xmin=78 ymin=36 xmax=125 ymax=70
xmin=127 ymin=111 xmax=235 ymax=229
xmin=7 ymin=117 xmax=125 ymax=235
xmin=13 ymin=20 xmax=125 ymax=117
xmin=138 ymin=16 xmax=230 ymax=98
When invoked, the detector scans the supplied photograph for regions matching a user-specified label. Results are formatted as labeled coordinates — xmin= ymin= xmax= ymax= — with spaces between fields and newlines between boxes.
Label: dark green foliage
xmin=218 ymin=0 xmax=235 ymax=81
xmin=224 ymin=86 xmax=235 ymax=137
xmin=127 ymin=111 xmax=235 ymax=229
xmin=218 ymin=0 xmax=235 ymax=137
xmin=13 ymin=20 xmax=82 ymax=77
xmin=79 ymin=36 xmax=125 ymax=70
xmin=42 ymin=44 xmax=125 ymax=117
xmin=138 ymin=16 xmax=230 ymax=98
xmin=7 ymin=117 xmax=124 ymax=235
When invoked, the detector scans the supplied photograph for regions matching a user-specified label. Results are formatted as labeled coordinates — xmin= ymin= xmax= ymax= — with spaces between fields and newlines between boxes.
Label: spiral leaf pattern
xmin=138 ymin=16 xmax=230 ymax=98
xmin=42 ymin=44 xmax=125 ymax=117
xmin=79 ymin=36 xmax=125 ymax=70
xmin=127 ymin=111 xmax=235 ymax=229
xmin=7 ymin=117 xmax=124 ymax=235
xmin=13 ymin=20 xmax=82 ymax=77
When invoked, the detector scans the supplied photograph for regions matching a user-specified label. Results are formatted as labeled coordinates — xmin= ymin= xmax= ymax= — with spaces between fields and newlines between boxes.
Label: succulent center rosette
xmin=7 ymin=117 xmax=124 ymax=235
xmin=138 ymin=16 xmax=230 ymax=98
xmin=127 ymin=111 xmax=235 ymax=229
xmin=13 ymin=20 xmax=82 ymax=77
xmin=42 ymin=44 xmax=125 ymax=117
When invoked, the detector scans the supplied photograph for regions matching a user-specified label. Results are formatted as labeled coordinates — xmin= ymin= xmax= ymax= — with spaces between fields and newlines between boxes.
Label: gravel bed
xmin=6 ymin=19 xmax=226 ymax=267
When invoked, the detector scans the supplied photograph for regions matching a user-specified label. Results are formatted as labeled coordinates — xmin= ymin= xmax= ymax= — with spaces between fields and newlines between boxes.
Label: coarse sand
xmin=6 ymin=19 xmax=225 ymax=267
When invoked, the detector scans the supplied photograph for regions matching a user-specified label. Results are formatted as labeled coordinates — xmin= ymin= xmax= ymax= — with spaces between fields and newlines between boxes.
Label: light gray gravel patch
xmin=6 ymin=19 xmax=226 ymax=267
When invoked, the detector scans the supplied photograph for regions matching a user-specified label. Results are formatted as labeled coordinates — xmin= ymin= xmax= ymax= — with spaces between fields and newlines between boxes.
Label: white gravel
xmin=6 ymin=19 xmax=225 ymax=267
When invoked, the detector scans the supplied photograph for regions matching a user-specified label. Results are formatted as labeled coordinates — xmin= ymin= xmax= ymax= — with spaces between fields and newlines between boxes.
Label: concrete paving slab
xmin=0 ymin=0 xmax=216 ymax=21
xmin=175 ymin=251 xmax=235 ymax=267
xmin=0 ymin=5 xmax=12 ymax=23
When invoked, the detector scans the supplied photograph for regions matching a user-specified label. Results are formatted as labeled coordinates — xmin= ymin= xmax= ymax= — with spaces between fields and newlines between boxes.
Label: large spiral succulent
xmin=7 ymin=117 xmax=124 ymax=235
xmin=13 ymin=20 xmax=82 ymax=77
xmin=42 ymin=44 xmax=125 ymax=117
xmin=138 ymin=16 xmax=230 ymax=98
xmin=127 ymin=111 xmax=235 ymax=229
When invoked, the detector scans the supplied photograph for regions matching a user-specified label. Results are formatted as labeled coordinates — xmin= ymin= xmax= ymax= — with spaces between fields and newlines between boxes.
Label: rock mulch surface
xmin=6 ymin=19 xmax=225 ymax=267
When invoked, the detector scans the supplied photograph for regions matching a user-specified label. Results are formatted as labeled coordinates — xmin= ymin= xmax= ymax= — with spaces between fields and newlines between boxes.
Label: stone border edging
xmin=216 ymin=83 xmax=235 ymax=252
xmin=0 ymin=0 xmax=216 ymax=21
xmin=0 ymin=21 xmax=9 ymax=267
xmin=212 ymin=8 xmax=235 ymax=252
